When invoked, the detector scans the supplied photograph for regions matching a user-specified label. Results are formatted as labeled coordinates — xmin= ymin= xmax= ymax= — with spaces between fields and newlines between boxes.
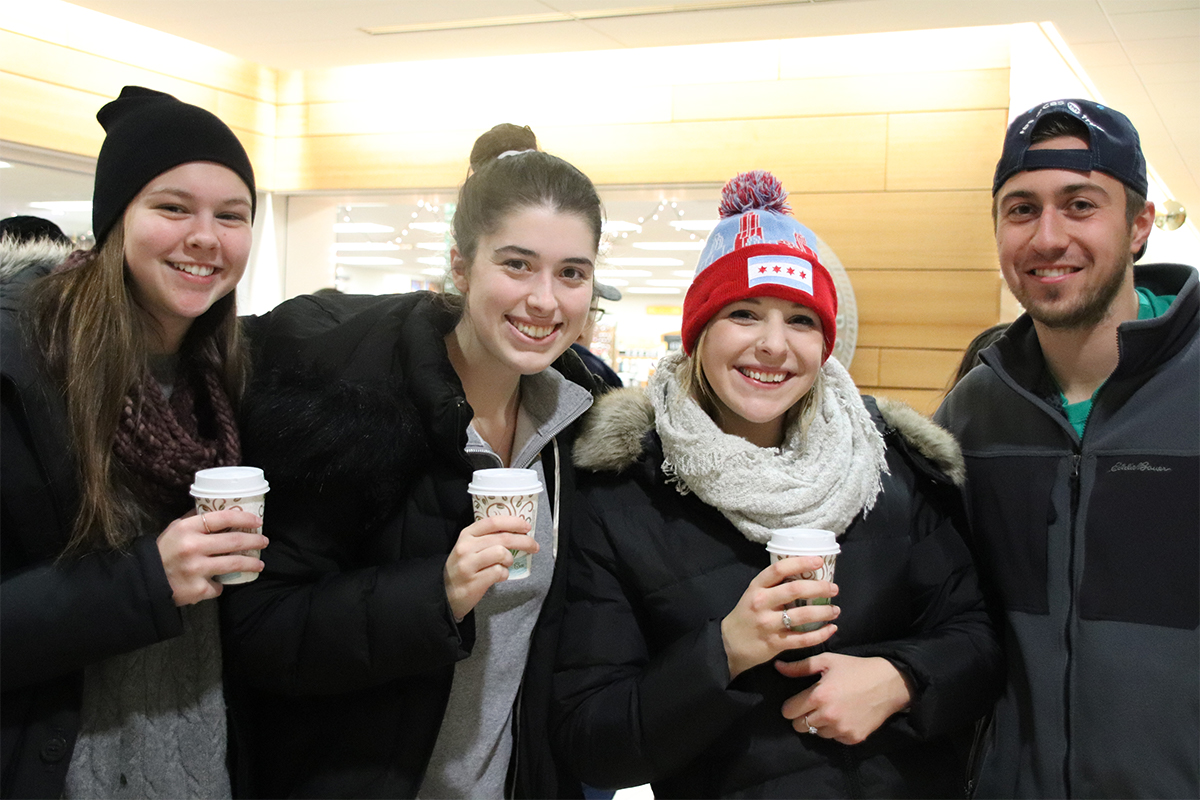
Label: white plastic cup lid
xmin=468 ymin=468 xmax=542 ymax=496
xmin=766 ymin=527 xmax=840 ymax=556
xmin=190 ymin=466 xmax=270 ymax=499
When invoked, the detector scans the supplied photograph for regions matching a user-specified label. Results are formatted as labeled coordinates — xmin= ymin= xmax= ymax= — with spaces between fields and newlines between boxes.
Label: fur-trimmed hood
xmin=0 ymin=237 xmax=72 ymax=285
xmin=574 ymin=386 xmax=965 ymax=486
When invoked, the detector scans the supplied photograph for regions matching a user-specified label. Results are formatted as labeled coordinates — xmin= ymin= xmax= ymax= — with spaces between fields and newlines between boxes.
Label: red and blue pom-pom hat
xmin=682 ymin=171 xmax=838 ymax=362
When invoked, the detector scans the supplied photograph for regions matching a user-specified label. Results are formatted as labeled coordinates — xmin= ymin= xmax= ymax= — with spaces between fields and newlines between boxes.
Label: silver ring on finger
xmin=804 ymin=714 xmax=818 ymax=736
xmin=201 ymin=514 xmax=212 ymax=533
xmin=782 ymin=609 xmax=795 ymax=632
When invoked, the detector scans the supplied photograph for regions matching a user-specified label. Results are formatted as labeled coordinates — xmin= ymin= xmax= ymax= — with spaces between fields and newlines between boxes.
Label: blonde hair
xmin=677 ymin=327 xmax=824 ymax=440
xmin=25 ymin=224 xmax=249 ymax=553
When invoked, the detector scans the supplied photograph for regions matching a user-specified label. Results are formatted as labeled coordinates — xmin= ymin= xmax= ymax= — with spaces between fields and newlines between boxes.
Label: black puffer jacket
xmin=222 ymin=291 xmax=598 ymax=799
xmin=551 ymin=390 xmax=1002 ymax=798
xmin=0 ymin=246 xmax=187 ymax=799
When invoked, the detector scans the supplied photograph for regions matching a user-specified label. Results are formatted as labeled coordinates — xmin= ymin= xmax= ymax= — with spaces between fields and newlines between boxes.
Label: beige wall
xmin=1 ymin=7 xmax=1012 ymax=414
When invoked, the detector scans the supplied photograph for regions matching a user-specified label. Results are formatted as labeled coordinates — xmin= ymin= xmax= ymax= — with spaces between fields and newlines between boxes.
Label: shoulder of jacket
xmin=0 ymin=239 xmax=72 ymax=285
xmin=875 ymin=396 xmax=966 ymax=486
xmin=573 ymin=387 xmax=655 ymax=472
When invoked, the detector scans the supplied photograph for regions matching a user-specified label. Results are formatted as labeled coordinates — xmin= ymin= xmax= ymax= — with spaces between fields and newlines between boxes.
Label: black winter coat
xmin=0 ymin=254 xmax=185 ymax=799
xmin=552 ymin=390 xmax=1003 ymax=798
xmin=222 ymin=291 xmax=598 ymax=799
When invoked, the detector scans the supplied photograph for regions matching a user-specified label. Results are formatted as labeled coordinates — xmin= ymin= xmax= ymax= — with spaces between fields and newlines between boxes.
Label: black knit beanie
xmin=91 ymin=86 xmax=256 ymax=247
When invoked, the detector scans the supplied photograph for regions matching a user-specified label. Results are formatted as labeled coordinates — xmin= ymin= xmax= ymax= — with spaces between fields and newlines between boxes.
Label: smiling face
xmin=450 ymin=204 xmax=596 ymax=378
xmin=697 ymin=296 xmax=825 ymax=448
xmin=994 ymin=135 xmax=1153 ymax=330
xmin=122 ymin=161 xmax=253 ymax=353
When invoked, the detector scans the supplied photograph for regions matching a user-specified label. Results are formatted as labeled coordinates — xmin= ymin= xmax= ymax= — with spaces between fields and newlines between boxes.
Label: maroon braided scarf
xmin=112 ymin=365 xmax=240 ymax=508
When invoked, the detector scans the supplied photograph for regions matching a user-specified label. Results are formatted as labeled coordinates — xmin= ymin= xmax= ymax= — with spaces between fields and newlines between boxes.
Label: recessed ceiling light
xmin=604 ymin=257 xmax=684 ymax=267
xmin=334 ymin=223 xmax=395 ymax=233
xmin=0 ymin=161 xmax=12 ymax=169
xmin=418 ymin=256 xmax=448 ymax=265
xmin=632 ymin=242 xmax=704 ymax=251
xmin=625 ymin=287 xmax=682 ymax=294
xmin=596 ymin=269 xmax=652 ymax=278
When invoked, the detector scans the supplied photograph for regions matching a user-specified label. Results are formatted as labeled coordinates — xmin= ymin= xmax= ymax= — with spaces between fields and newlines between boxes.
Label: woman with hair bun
xmin=1 ymin=86 xmax=264 ymax=799
xmin=551 ymin=172 xmax=1002 ymax=798
xmin=222 ymin=123 xmax=604 ymax=798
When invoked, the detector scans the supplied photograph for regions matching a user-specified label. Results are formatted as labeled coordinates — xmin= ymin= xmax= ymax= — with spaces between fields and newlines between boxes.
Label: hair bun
xmin=469 ymin=123 xmax=538 ymax=172
xmin=717 ymin=170 xmax=791 ymax=218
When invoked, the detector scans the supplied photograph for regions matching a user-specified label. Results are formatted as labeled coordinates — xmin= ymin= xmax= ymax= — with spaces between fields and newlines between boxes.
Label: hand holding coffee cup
xmin=721 ymin=551 xmax=841 ymax=680
xmin=766 ymin=528 xmax=840 ymax=632
xmin=189 ymin=467 xmax=270 ymax=586
xmin=157 ymin=508 xmax=267 ymax=605
xmin=445 ymin=469 xmax=543 ymax=621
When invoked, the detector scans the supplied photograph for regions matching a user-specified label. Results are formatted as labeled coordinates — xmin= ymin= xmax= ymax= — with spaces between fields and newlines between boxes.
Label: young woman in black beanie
xmin=220 ymin=123 xmax=603 ymax=799
xmin=0 ymin=86 xmax=267 ymax=799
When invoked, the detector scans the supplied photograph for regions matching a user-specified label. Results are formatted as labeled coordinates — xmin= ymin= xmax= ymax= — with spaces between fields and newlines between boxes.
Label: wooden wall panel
xmin=878 ymin=348 xmax=962 ymax=390
xmin=2 ymin=3 xmax=275 ymax=103
xmin=280 ymin=115 xmax=891 ymax=192
xmin=0 ymin=72 xmax=106 ymax=155
xmin=672 ymin=68 xmax=1009 ymax=121
xmin=788 ymin=191 xmax=998 ymax=271
xmin=857 ymin=321 xmax=1005 ymax=351
xmin=886 ymin=109 xmax=1009 ymax=191
xmin=851 ymin=270 xmax=999 ymax=327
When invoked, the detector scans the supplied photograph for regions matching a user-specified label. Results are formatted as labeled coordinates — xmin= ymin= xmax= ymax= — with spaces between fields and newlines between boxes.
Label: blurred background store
xmin=3 ymin=0 xmax=1197 ymax=412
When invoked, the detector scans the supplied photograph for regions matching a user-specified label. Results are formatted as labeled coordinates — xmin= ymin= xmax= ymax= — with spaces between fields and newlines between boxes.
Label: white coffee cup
xmin=467 ymin=468 xmax=542 ymax=581
xmin=766 ymin=527 xmax=840 ymax=631
xmin=190 ymin=466 xmax=269 ymax=585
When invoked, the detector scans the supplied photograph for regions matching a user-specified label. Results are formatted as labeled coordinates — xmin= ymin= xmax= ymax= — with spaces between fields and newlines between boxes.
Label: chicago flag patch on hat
xmin=748 ymin=255 xmax=814 ymax=294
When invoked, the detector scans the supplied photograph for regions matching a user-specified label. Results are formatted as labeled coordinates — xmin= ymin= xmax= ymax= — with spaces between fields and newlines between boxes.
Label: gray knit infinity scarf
xmin=649 ymin=349 xmax=886 ymax=543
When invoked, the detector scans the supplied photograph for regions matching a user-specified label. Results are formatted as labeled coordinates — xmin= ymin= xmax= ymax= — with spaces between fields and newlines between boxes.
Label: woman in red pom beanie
xmin=551 ymin=171 xmax=1002 ymax=797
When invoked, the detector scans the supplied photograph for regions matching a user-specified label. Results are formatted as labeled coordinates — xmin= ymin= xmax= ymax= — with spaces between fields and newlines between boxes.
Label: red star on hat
xmin=787 ymin=267 xmax=795 ymax=275
xmin=799 ymin=270 xmax=808 ymax=279
xmin=758 ymin=266 xmax=767 ymax=274
xmin=772 ymin=265 xmax=781 ymax=273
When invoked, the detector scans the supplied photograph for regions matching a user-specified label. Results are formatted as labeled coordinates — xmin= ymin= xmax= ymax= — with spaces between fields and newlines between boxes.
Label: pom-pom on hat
xmin=91 ymin=86 xmax=256 ymax=247
xmin=682 ymin=171 xmax=837 ymax=361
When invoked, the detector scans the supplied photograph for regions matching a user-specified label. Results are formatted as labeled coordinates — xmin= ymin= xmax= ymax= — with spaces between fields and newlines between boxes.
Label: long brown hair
xmin=24 ymin=226 xmax=249 ymax=553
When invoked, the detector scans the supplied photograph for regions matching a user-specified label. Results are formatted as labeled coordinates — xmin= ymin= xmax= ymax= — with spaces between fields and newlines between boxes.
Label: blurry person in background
xmin=1 ymin=86 xmax=265 ymax=800
xmin=571 ymin=281 xmax=623 ymax=389
xmin=947 ymin=323 xmax=1010 ymax=391
xmin=937 ymin=98 xmax=1198 ymax=799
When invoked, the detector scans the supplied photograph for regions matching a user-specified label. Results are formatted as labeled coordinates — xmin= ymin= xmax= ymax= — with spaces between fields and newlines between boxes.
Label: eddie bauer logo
xmin=1109 ymin=461 xmax=1172 ymax=473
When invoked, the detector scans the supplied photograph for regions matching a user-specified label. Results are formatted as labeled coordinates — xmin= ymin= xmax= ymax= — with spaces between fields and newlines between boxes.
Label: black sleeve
xmin=221 ymin=482 xmax=470 ymax=697
xmin=550 ymin=495 xmax=756 ymax=789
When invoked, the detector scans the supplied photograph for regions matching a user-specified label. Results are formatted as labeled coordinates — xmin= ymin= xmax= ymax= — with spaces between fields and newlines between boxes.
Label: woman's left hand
xmin=776 ymin=653 xmax=912 ymax=744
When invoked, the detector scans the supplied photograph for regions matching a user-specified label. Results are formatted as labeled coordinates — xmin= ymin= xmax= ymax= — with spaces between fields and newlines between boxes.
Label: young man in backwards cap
xmin=936 ymin=99 xmax=1198 ymax=798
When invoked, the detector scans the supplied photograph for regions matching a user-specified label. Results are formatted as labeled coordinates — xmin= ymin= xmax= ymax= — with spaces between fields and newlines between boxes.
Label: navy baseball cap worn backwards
xmin=992 ymin=99 xmax=1147 ymax=198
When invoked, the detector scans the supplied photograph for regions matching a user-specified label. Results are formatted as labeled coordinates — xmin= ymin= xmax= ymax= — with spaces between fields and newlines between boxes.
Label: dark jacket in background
xmin=0 ymin=246 xmax=184 ymax=799
xmin=222 ymin=291 xmax=598 ymax=799
xmin=936 ymin=263 xmax=1199 ymax=799
xmin=552 ymin=389 xmax=1003 ymax=798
